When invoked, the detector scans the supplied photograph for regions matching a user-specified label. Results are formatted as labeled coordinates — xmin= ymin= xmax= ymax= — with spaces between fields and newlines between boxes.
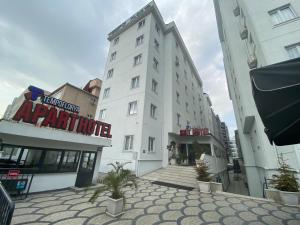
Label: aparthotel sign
xmin=180 ymin=128 xmax=209 ymax=137
xmin=12 ymin=86 xmax=112 ymax=138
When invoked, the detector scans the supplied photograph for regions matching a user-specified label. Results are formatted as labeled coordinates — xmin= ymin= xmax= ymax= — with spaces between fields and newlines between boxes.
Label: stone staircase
xmin=141 ymin=165 xmax=198 ymax=189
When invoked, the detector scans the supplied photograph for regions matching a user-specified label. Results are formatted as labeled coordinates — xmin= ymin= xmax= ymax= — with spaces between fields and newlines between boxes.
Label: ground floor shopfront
xmin=0 ymin=120 xmax=111 ymax=193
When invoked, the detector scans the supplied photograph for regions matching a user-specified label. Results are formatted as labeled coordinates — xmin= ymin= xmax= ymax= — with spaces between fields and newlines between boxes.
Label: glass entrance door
xmin=75 ymin=151 xmax=97 ymax=188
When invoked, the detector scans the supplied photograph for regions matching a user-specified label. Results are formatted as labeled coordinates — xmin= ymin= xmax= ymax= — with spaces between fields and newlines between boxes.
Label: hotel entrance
xmin=178 ymin=143 xmax=211 ymax=166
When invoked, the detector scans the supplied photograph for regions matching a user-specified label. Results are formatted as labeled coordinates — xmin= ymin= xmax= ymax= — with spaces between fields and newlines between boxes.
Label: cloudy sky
xmin=0 ymin=0 xmax=236 ymax=136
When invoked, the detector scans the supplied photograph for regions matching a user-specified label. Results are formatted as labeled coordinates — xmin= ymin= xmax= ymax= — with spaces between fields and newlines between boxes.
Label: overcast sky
xmin=0 ymin=0 xmax=237 ymax=136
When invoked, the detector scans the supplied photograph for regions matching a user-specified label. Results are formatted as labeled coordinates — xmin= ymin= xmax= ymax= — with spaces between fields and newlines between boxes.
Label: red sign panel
xmin=180 ymin=128 xmax=209 ymax=137
xmin=13 ymin=100 xmax=112 ymax=138
xmin=8 ymin=170 xmax=20 ymax=177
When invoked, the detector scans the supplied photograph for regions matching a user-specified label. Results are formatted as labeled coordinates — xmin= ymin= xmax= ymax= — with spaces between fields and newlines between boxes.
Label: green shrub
xmin=89 ymin=162 xmax=137 ymax=203
xmin=195 ymin=161 xmax=211 ymax=182
xmin=271 ymin=160 xmax=299 ymax=192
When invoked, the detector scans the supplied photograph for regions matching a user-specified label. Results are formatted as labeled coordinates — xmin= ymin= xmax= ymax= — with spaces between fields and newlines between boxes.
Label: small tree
xmin=271 ymin=158 xmax=299 ymax=192
xmin=195 ymin=161 xmax=211 ymax=182
xmin=89 ymin=162 xmax=137 ymax=203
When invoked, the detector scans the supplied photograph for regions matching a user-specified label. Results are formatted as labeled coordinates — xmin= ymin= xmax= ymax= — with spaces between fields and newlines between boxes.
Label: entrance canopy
xmin=0 ymin=120 xmax=111 ymax=151
xmin=250 ymin=57 xmax=300 ymax=146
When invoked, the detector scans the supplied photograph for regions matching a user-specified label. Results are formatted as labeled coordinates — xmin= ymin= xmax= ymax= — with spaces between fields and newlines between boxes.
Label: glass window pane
xmin=42 ymin=150 xmax=62 ymax=171
xmin=61 ymin=151 xmax=79 ymax=171
xmin=22 ymin=148 xmax=43 ymax=169
xmin=0 ymin=145 xmax=22 ymax=167
xmin=281 ymin=7 xmax=294 ymax=21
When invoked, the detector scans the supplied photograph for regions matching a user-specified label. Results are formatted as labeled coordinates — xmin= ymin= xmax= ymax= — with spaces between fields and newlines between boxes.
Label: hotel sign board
xmin=12 ymin=86 xmax=112 ymax=138
xmin=180 ymin=128 xmax=209 ymax=137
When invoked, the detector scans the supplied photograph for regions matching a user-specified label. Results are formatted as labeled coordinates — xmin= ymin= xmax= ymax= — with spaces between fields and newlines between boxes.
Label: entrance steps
xmin=141 ymin=165 xmax=198 ymax=189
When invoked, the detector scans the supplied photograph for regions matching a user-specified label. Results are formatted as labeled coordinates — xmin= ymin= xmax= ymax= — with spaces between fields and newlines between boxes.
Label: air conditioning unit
xmin=247 ymin=54 xmax=257 ymax=69
xmin=240 ymin=26 xmax=248 ymax=40
xmin=233 ymin=6 xmax=240 ymax=16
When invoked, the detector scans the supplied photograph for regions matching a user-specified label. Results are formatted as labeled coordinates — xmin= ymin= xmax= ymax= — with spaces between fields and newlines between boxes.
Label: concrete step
xmin=141 ymin=166 xmax=198 ymax=189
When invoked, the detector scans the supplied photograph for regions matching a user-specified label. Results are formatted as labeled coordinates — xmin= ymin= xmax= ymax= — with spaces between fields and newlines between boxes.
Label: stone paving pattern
xmin=12 ymin=179 xmax=300 ymax=225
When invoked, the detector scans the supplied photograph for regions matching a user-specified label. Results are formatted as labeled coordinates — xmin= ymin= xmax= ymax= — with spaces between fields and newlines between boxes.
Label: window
xmin=155 ymin=23 xmax=160 ymax=34
xmin=192 ymin=83 xmax=194 ymax=90
xmin=194 ymin=111 xmax=196 ymax=120
xmin=99 ymin=109 xmax=106 ymax=120
xmin=107 ymin=69 xmax=114 ymax=79
xmin=0 ymin=145 xmax=22 ymax=166
xmin=184 ymin=70 xmax=187 ymax=78
xmin=113 ymin=37 xmax=119 ymax=45
xmin=131 ymin=76 xmax=140 ymax=89
xmin=150 ymin=104 xmax=157 ymax=118
xmin=286 ymin=43 xmax=300 ymax=59
xmin=110 ymin=51 xmax=116 ymax=61
xmin=176 ymin=92 xmax=180 ymax=104
xmin=41 ymin=150 xmax=62 ymax=171
xmin=154 ymin=39 xmax=159 ymax=51
xmin=153 ymin=57 xmax=159 ymax=70
xmin=185 ymin=85 xmax=188 ymax=94
xmin=134 ymin=54 xmax=142 ymax=65
xmin=148 ymin=137 xmax=155 ymax=153
xmin=103 ymin=88 xmax=110 ymax=98
xmin=176 ymin=42 xmax=179 ymax=48
xmin=20 ymin=148 xmax=43 ymax=169
xmin=193 ymin=96 xmax=195 ymax=104
xmin=0 ymin=145 xmax=80 ymax=173
xmin=176 ymin=73 xmax=179 ymax=82
xmin=138 ymin=19 xmax=145 ymax=29
xmin=177 ymin=113 xmax=181 ymax=126
xmin=186 ymin=102 xmax=189 ymax=112
xmin=152 ymin=79 xmax=158 ymax=93
xmin=128 ymin=101 xmax=137 ymax=115
xmin=136 ymin=35 xmax=144 ymax=46
xmin=124 ymin=135 xmax=134 ymax=151
xmin=175 ymin=56 xmax=179 ymax=66
xmin=60 ymin=151 xmax=80 ymax=172
xmin=269 ymin=5 xmax=296 ymax=25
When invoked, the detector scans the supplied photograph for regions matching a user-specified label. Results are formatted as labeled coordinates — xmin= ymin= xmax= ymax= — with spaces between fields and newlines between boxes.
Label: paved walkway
xmin=226 ymin=171 xmax=249 ymax=196
xmin=12 ymin=180 xmax=300 ymax=225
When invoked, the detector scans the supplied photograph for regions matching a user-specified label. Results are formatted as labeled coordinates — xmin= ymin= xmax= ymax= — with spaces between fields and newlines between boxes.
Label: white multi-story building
xmin=96 ymin=2 xmax=228 ymax=183
xmin=214 ymin=0 xmax=300 ymax=197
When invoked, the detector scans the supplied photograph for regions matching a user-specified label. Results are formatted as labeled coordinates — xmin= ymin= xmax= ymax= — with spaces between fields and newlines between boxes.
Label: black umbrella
xmin=250 ymin=57 xmax=300 ymax=146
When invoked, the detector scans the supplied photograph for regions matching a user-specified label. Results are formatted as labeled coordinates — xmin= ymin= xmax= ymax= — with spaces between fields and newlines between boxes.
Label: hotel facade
xmin=96 ymin=2 xmax=228 ymax=184
xmin=214 ymin=0 xmax=300 ymax=196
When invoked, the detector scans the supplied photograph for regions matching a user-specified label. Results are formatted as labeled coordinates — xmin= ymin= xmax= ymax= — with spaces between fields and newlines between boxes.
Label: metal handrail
xmin=0 ymin=181 xmax=15 ymax=225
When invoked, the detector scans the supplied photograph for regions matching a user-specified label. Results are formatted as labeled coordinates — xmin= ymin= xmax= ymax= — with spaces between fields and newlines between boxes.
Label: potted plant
xmin=270 ymin=159 xmax=299 ymax=205
xmin=195 ymin=161 xmax=211 ymax=193
xmin=89 ymin=162 xmax=137 ymax=217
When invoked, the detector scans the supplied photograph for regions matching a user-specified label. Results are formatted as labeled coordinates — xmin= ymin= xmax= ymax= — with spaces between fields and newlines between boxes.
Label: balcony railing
xmin=0 ymin=182 xmax=15 ymax=225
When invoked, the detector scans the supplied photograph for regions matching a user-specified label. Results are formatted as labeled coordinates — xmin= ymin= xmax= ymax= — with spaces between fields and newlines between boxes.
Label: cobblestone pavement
xmin=12 ymin=179 xmax=300 ymax=225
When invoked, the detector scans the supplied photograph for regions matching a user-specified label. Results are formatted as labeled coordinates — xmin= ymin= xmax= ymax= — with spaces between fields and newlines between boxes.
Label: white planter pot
xmin=106 ymin=197 xmax=124 ymax=217
xmin=279 ymin=191 xmax=299 ymax=206
xmin=170 ymin=158 xmax=176 ymax=165
xmin=210 ymin=182 xmax=223 ymax=193
xmin=265 ymin=188 xmax=280 ymax=203
xmin=198 ymin=181 xmax=211 ymax=193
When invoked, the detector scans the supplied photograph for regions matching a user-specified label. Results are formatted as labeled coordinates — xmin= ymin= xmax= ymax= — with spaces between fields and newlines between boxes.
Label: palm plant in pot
xmin=270 ymin=159 xmax=299 ymax=205
xmin=89 ymin=162 xmax=137 ymax=217
xmin=195 ymin=161 xmax=211 ymax=193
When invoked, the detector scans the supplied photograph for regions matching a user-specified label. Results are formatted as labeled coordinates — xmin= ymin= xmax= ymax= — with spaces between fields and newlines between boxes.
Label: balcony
xmin=233 ymin=6 xmax=240 ymax=17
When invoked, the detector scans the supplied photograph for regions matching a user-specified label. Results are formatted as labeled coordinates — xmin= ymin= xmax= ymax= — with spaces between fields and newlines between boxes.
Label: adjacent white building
xmin=214 ymin=0 xmax=300 ymax=197
xmin=96 ymin=1 xmax=228 ymax=182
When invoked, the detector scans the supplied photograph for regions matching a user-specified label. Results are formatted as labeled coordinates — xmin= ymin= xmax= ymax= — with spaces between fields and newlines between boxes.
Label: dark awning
xmin=250 ymin=57 xmax=300 ymax=146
